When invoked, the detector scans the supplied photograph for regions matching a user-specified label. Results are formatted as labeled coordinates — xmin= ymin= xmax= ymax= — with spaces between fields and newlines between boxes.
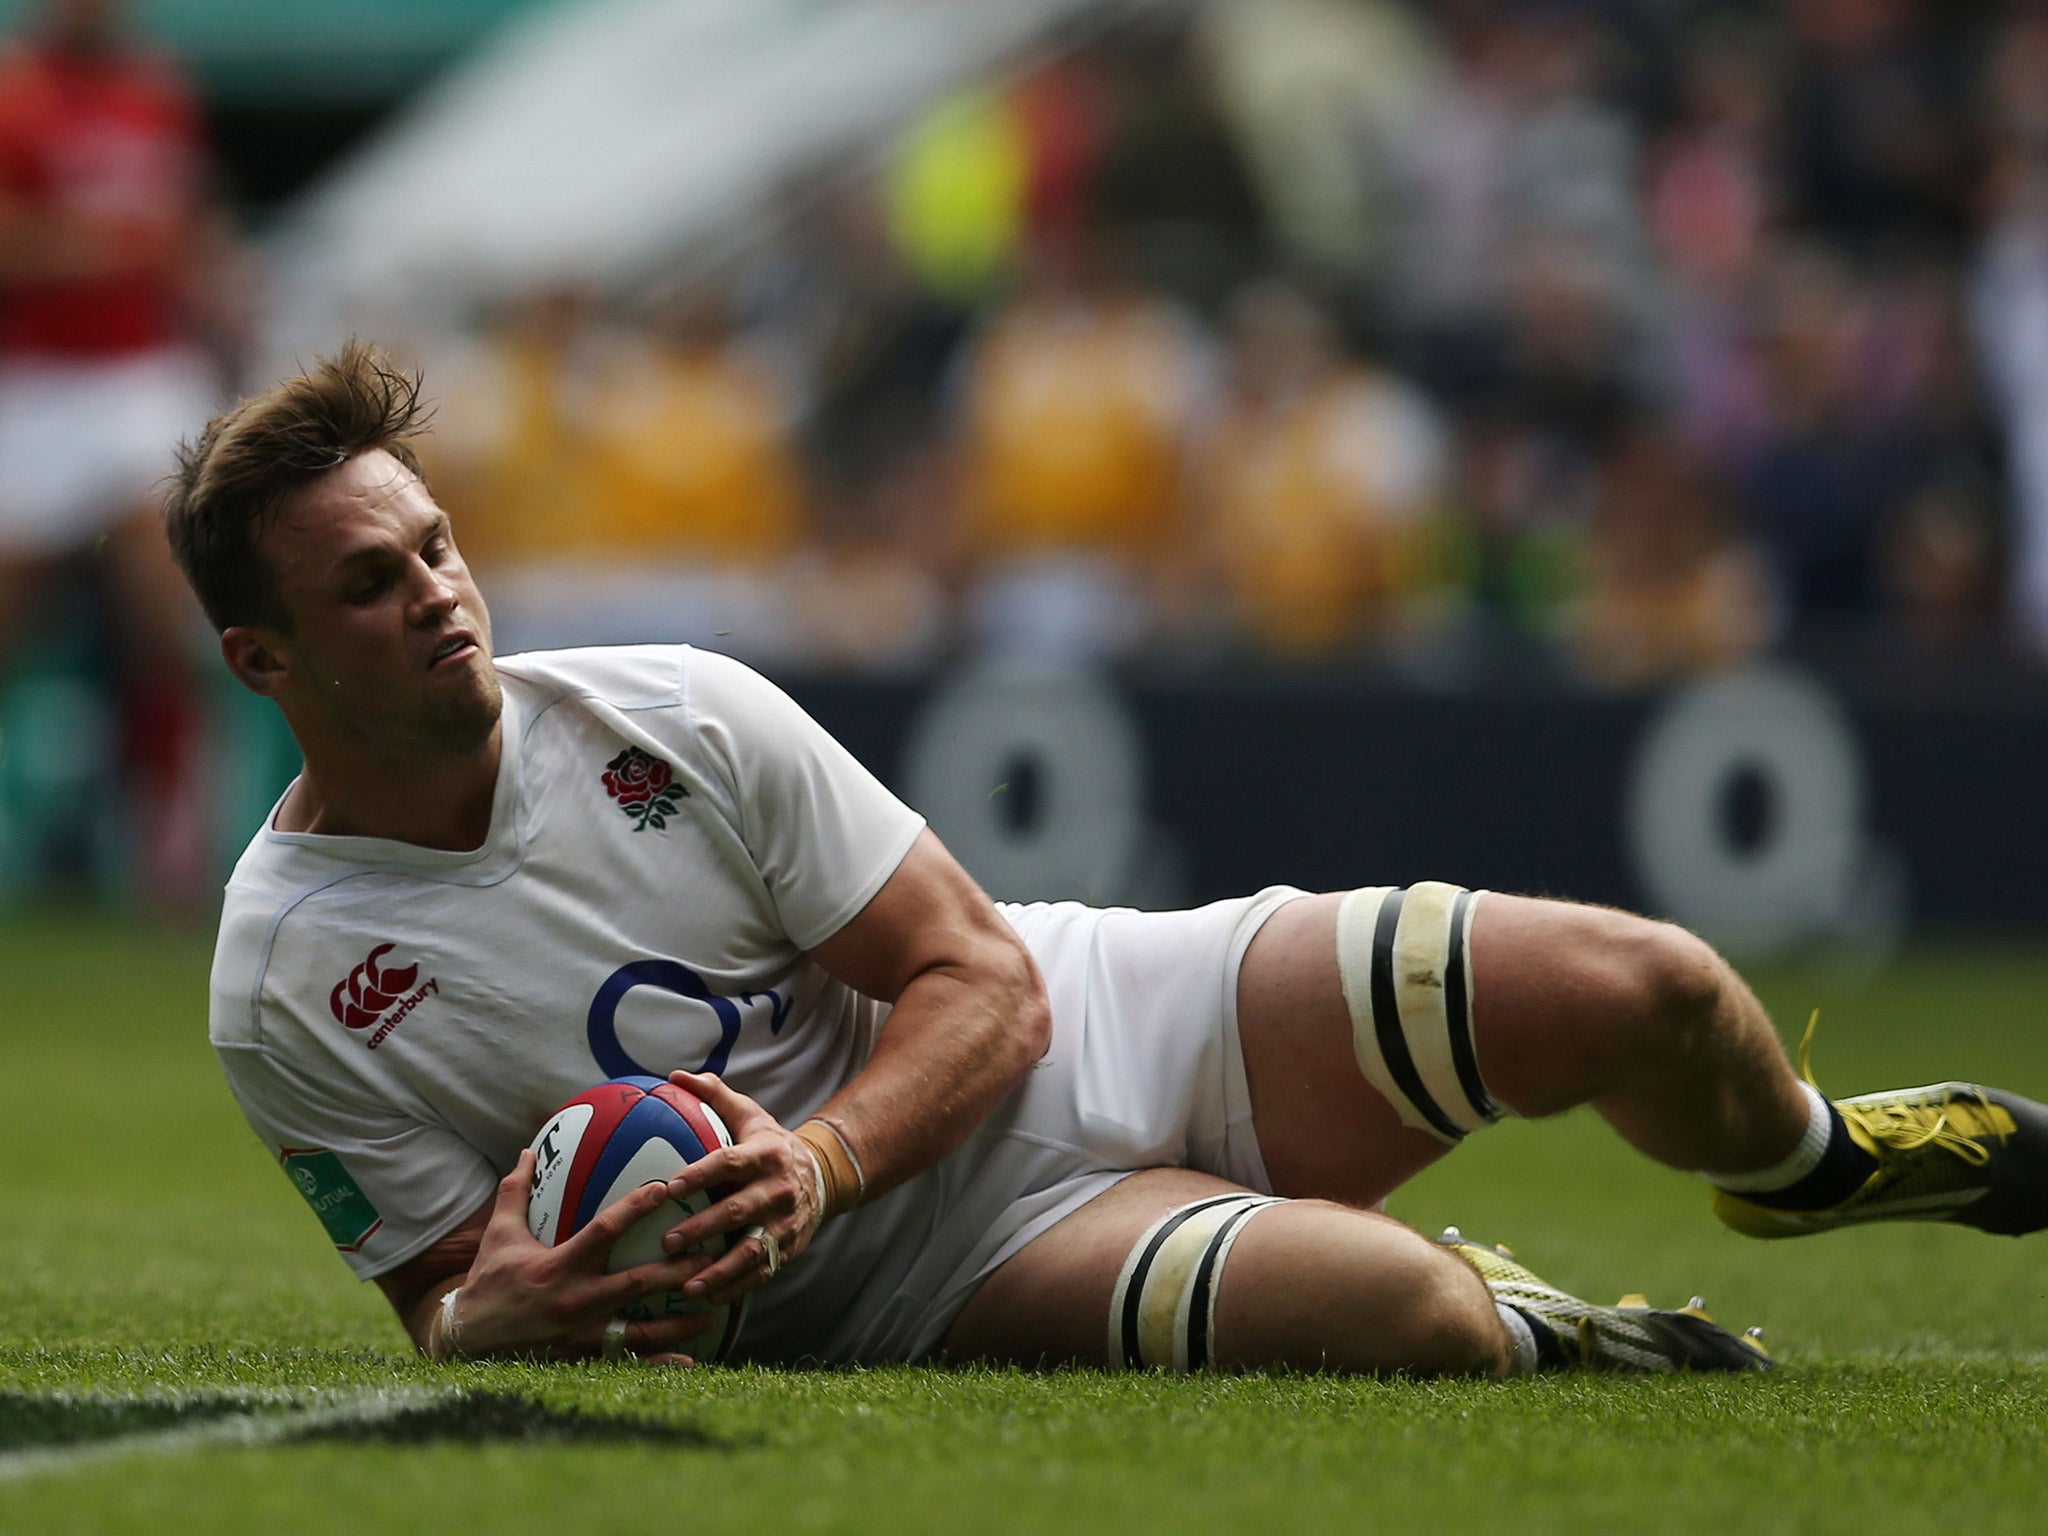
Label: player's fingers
xmin=669 ymin=1070 xmax=768 ymax=1133
xmin=664 ymin=1137 xmax=797 ymax=1205
xmin=598 ymin=1250 xmax=714 ymax=1309
xmin=682 ymin=1237 xmax=780 ymax=1307
xmin=679 ymin=1252 xmax=760 ymax=1306
xmin=568 ymin=1312 xmax=714 ymax=1362
xmin=664 ymin=1142 xmax=758 ymax=1198
xmin=485 ymin=1149 xmax=537 ymax=1235
xmin=559 ymin=1177 xmax=672 ymax=1267
xmin=667 ymin=1129 xmax=812 ymax=1216
xmin=661 ymin=1179 xmax=790 ymax=1254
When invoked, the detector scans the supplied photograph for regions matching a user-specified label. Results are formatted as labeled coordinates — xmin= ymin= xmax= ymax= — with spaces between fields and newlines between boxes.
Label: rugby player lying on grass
xmin=168 ymin=344 xmax=2048 ymax=1377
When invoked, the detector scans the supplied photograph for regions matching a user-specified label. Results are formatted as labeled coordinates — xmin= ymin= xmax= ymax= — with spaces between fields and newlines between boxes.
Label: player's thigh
xmin=942 ymin=1167 xmax=1501 ymax=1375
xmin=1235 ymin=892 xmax=1443 ymax=1206
xmin=1236 ymin=888 xmax=1717 ymax=1198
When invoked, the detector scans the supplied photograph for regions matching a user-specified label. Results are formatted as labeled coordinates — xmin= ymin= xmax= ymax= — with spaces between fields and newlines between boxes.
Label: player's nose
xmin=409 ymin=557 xmax=462 ymax=619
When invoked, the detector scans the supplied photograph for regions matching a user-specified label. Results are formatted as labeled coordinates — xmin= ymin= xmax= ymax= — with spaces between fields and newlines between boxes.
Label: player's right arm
xmin=371 ymin=1148 xmax=717 ymax=1362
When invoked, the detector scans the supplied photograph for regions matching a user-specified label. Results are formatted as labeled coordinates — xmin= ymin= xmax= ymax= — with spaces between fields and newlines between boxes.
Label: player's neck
xmin=278 ymin=721 xmax=503 ymax=851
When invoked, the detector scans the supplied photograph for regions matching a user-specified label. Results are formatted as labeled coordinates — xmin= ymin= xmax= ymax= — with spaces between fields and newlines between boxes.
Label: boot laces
xmin=1798 ymin=1010 xmax=2001 ymax=1167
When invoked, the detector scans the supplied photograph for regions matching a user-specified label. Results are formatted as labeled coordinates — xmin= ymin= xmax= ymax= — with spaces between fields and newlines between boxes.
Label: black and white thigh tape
xmin=1107 ymin=1193 xmax=1287 ymax=1371
xmin=1337 ymin=882 xmax=1502 ymax=1145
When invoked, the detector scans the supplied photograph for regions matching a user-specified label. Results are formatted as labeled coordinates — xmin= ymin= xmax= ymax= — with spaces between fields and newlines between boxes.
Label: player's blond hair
xmin=163 ymin=339 xmax=433 ymax=632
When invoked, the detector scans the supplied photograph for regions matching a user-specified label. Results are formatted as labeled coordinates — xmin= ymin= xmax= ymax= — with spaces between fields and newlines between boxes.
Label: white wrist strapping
xmin=433 ymin=1286 xmax=465 ymax=1360
xmin=798 ymin=1140 xmax=828 ymax=1220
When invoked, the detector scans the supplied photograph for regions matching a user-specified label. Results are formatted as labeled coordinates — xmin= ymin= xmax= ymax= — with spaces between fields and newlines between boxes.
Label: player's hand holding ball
xmin=658 ymin=1070 xmax=831 ymax=1308
xmin=437 ymin=1148 xmax=719 ymax=1364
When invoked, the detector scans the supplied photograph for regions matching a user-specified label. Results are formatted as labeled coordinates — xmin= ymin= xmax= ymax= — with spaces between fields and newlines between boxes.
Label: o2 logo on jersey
xmin=585 ymin=959 xmax=791 ymax=1079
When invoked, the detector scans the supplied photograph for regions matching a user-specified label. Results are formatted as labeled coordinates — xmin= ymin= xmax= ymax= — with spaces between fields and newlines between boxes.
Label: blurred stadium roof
xmin=0 ymin=0 xmax=551 ymax=101
xmin=271 ymin=0 xmax=1145 ymax=327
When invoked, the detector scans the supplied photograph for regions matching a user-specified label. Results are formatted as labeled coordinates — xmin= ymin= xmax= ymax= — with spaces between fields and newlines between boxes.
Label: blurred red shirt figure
xmin=0 ymin=0 xmax=204 ymax=357
xmin=0 ymin=0 xmax=224 ymax=913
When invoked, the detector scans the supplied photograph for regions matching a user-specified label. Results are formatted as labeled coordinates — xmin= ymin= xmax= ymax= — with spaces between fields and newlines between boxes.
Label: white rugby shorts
xmin=826 ymin=885 xmax=1309 ymax=1363
xmin=0 ymin=347 xmax=217 ymax=556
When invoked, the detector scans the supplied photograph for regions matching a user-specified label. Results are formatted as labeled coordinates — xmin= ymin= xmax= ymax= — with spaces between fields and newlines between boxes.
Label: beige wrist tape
xmin=795 ymin=1119 xmax=866 ymax=1219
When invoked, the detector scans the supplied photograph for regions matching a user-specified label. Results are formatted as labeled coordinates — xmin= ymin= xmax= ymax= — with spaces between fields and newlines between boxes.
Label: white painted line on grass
xmin=0 ymin=1387 xmax=450 ymax=1484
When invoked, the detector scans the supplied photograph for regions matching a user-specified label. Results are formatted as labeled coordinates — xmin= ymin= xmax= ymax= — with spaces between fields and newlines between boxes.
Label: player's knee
xmin=1271 ymin=1205 xmax=1506 ymax=1377
xmin=1556 ymin=906 xmax=1725 ymax=1046
xmin=1615 ymin=918 xmax=1729 ymax=1046
xmin=1369 ymin=1227 xmax=1508 ymax=1378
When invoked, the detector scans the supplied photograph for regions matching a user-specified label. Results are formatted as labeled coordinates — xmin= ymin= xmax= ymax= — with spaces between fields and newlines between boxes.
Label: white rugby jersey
xmin=209 ymin=644 xmax=932 ymax=1360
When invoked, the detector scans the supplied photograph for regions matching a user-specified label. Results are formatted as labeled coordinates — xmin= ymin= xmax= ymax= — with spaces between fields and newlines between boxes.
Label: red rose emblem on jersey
xmin=602 ymin=746 xmax=686 ymax=831
xmin=330 ymin=943 xmax=421 ymax=1031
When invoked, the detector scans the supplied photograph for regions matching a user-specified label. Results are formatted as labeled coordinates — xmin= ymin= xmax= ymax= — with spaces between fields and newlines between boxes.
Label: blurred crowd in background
xmin=401 ymin=0 xmax=2048 ymax=687
xmin=7 ymin=0 xmax=2048 ymax=908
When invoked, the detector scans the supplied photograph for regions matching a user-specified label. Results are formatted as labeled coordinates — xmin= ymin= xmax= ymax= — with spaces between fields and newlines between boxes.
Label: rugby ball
xmin=525 ymin=1075 xmax=746 ymax=1361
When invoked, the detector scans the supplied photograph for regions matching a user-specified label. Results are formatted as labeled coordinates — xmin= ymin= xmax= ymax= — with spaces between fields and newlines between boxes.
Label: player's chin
xmin=422 ymin=671 xmax=503 ymax=746
xmin=429 ymin=649 xmax=497 ymax=701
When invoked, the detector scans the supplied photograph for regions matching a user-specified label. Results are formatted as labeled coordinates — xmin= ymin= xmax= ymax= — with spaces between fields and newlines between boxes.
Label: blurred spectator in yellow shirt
xmin=426 ymin=283 xmax=803 ymax=572
xmin=1575 ymin=418 xmax=1769 ymax=687
xmin=415 ymin=286 xmax=613 ymax=564
xmin=588 ymin=284 xmax=803 ymax=566
xmin=956 ymin=227 xmax=1206 ymax=656
xmin=1199 ymin=281 xmax=1450 ymax=657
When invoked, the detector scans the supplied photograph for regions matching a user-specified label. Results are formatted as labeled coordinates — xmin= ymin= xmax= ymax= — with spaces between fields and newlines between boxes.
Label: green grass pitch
xmin=2 ymin=912 xmax=2044 ymax=1534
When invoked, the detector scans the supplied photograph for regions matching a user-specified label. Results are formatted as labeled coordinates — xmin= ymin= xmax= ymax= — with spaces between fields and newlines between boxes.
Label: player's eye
xmin=347 ymin=572 xmax=393 ymax=604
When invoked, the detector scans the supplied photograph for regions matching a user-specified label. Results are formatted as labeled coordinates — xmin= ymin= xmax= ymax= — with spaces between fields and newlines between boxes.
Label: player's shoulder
xmin=209 ymin=844 xmax=407 ymax=1052
xmin=494 ymin=642 xmax=694 ymax=709
xmin=495 ymin=642 xmax=782 ymax=722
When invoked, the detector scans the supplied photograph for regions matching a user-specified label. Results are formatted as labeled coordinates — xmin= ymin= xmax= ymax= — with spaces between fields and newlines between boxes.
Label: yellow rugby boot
xmin=1714 ymin=1081 xmax=2048 ymax=1237
xmin=1436 ymin=1228 xmax=1772 ymax=1373
xmin=1713 ymin=1018 xmax=2048 ymax=1239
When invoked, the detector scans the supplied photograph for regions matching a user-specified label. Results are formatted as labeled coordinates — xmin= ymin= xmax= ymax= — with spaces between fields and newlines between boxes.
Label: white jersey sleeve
xmin=676 ymin=648 xmax=926 ymax=948
xmin=208 ymin=895 xmax=498 ymax=1279
xmin=215 ymin=1039 xmax=497 ymax=1276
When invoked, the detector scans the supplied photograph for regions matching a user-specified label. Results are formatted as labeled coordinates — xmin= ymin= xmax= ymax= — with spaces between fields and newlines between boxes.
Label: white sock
xmin=1706 ymin=1081 xmax=1832 ymax=1193
xmin=1495 ymin=1301 xmax=1540 ymax=1374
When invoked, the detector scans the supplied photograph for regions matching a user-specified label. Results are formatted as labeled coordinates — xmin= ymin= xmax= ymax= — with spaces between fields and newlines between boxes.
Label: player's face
xmin=257 ymin=449 xmax=502 ymax=753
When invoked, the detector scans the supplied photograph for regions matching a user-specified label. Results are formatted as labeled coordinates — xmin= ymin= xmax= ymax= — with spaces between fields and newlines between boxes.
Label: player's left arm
xmin=659 ymin=828 xmax=1050 ymax=1304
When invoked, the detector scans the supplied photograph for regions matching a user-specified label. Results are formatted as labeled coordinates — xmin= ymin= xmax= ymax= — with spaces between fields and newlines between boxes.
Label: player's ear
xmin=221 ymin=625 xmax=292 ymax=697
